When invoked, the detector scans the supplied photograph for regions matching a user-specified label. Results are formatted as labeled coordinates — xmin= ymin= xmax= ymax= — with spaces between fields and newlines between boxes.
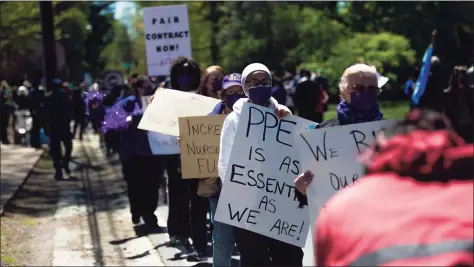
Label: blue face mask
xmin=349 ymin=91 xmax=378 ymax=111
xmin=225 ymin=94 xmax=244 ymax=110
xmin=248 ymin=85 xmax=272 ymax=106
xmin=178 ymin=74 xmax=193 ymax=89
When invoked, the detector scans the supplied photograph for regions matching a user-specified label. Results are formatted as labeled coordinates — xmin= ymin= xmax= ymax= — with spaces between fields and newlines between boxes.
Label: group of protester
xmin=2 ymin=46 xmax=473 ymax=266
xmin=89 ymin=52 xmax=473 ymax=266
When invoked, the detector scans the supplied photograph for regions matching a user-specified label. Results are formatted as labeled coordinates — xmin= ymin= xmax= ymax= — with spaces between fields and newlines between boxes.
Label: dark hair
xmin=299 ymin=69 xmax=311 ymax=78
xmin=382 ymin=109 xmax=453 ymax=141
xmin=170 ymin=56 xmax=201 ymax=91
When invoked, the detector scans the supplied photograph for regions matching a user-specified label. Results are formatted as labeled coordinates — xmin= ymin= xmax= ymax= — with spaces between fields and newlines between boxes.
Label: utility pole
xmin=209 ymin=2 xmax=219 ymax=64
xmin=39 ymin=1 xmax=57 ymax=93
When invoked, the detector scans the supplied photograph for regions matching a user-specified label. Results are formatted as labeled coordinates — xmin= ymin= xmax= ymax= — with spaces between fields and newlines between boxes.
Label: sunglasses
xmin=344 ymin=84 xmax=380 ymax=94
xmin=247 ymin=78 xmax=271 ymax=88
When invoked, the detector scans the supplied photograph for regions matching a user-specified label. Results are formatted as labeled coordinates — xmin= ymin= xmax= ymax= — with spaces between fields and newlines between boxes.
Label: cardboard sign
xmin=147 ymin=132 xmax=180 ymax=155
xmin=178 ymin=115 xmax=227 ymax=179
xmin=295 ymin=120 xmax=396 ymax=234
xmin=214 ymin=102 xmax=317 ymax=247
xmin=138 ymin=89 xmax=221 ymax=136
xmin=143 ymin=5 xmax=192 ymax=76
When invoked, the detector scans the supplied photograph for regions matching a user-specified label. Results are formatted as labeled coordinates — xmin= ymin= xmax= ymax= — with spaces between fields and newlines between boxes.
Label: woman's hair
xmin=339 ymin=64 xmax=378 ymax=91
xmin=361 ymin=109 xmax=473 ymax=182
xmin=170 ymin=56 xmax=202 ymax=91
xmin=196 ymin=65 xmax=224 ymax=96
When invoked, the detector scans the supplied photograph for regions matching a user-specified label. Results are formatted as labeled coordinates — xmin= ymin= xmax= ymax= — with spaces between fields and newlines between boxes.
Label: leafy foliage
xmin=2 ymin=0 xmax=473 ymax=93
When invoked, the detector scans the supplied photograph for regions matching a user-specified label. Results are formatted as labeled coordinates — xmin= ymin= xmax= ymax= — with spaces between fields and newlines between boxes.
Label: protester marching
xmin=1 ymin=2 xmax=473 ymax=267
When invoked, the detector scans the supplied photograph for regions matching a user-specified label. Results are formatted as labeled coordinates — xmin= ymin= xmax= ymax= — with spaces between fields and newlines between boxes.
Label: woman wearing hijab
xmin=294 ymin=63 xmax=384 ymax=207
xmin=314 ymin=109 xmax=473 ymax=266
xmin=197 ymin=65 xmax=225 ymax=98
xmin=198 ymin=73 xmax=246 ymax=267
xmin=218 ymin=63 xmax=302 ymax=266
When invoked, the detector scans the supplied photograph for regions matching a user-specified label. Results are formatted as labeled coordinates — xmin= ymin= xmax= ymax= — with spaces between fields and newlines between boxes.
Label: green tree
xmin=300 ymin=32 xmax=416 ymax=95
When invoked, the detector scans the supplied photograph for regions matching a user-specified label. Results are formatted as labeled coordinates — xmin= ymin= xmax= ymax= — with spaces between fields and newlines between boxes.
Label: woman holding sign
xmin=198 ymin=73 xmax=246 ymax=267
xmin=314 ymin=109 xmax=473 ymax=266
xmin=165 ymin=57 xmax=210 ymax=262
xmin=218 ymin=63 xmax=303 ymax=266
xmin=294 ymin=63 xmax=385 ymax=206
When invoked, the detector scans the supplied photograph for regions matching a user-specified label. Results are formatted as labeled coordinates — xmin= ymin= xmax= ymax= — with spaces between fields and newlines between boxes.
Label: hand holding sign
xmin=294 ymin=170 xmax=314 ymax=196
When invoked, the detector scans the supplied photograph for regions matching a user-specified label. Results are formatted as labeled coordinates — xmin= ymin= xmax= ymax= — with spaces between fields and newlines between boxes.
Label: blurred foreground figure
xmin=315 ymin=109 xmax=473 ymax=266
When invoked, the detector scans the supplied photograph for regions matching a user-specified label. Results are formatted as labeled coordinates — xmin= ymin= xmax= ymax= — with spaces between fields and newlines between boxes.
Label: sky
xmin=114 ymin=1 xmax=137 ymax=20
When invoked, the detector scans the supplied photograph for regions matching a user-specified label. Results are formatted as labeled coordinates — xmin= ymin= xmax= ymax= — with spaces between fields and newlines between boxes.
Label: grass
xmin=1 ymin=255 xmax=17 ymax=266
xmin=324 ymin=100 xmax=410 ymax=121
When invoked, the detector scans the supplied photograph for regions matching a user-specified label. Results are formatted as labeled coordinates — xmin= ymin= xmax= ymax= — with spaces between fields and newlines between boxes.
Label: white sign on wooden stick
xmin=143 ymin=4 xmax=192 ymax=76
xmin=215 ymin=102 xmax=318 ymax=247
xmin=138 ymin=88 xmax=221 ymax=136
xmin=295 ymin=120 xmax=396 ymax=234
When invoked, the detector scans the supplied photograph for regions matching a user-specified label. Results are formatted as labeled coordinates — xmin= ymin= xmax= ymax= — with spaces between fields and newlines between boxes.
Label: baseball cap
xmin=222 ymin=73 xmax=242 ymax=90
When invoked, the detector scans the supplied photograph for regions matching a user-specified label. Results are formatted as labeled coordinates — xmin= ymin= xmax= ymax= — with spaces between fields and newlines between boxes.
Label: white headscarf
xmin=241 ymin=63 xmax=271 ymax=95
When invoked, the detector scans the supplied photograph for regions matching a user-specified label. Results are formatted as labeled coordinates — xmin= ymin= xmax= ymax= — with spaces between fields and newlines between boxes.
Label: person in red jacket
xmin=313 ymin=109 xmax=473 ymax=266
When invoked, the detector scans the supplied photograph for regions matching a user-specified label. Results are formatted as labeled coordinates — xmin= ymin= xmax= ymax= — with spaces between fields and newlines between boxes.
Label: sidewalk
xmin=0 ymin=144 xmax=44 ymax=215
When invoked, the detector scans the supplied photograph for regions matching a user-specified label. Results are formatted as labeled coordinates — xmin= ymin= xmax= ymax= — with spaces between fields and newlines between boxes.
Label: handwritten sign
xmin=215 ymin=102 xmax=317 ymax=247
xmin=178 ymin=115 xmax=226 ymax=179
xmin=147 ymin=132 xmax=180 ymax=155
xmin=138 ymin=89 xmax=221 ymax=136
xmin=295 ymin=120 xmax=396 ymax=233
xmin=143 ymin=4 xmax=192 ymax=76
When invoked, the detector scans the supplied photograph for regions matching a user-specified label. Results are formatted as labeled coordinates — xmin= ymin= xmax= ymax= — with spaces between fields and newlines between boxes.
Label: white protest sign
xmin=138 ymin=88 xmax=221 ymax=136
xmin=147 ymin=132 xmax=180 ymax=155
xmin=143 ymin=4 xmax=192 ymax=76
xmin=141 ymin=96 xmax=152 ymax=110
xmin=215 ymin=102 xmax=318 ymax=247
xmin=295 ymin=120 xmax=396 ymax=233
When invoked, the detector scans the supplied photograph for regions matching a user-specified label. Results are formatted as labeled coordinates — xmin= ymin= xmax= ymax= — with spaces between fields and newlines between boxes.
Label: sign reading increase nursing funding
xmin=143 ymin=4 xmax=192 ymax=76
xmin=178 ymin=115 xmax=227 ymax=179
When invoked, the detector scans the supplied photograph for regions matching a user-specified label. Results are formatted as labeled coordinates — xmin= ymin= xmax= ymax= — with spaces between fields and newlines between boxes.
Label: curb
xmin=0 ymin=148 xmax=47 ymax=217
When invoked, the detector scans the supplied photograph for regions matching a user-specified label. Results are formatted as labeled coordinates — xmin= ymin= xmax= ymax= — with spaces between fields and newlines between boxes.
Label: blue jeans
xmin=209 ymin=196 xmax=236 ymax=267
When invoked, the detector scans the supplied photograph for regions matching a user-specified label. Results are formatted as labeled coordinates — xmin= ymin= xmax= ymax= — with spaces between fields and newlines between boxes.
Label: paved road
xmin=0 ymin=133 xmax=314 ymax=266
xmin=0 ymin=144 xmax=44 ymax=215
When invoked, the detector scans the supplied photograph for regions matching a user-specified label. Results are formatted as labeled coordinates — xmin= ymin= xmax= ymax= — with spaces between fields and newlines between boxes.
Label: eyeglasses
xmin=247 ymin=78 xmax=271 ymax=88
xmin=344 ymin=84 xmax=380 ymax=94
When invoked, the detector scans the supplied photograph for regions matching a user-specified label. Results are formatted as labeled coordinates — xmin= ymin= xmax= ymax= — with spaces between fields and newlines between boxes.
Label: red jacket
xmin=315 ymin=130 xmax=473 ymax=266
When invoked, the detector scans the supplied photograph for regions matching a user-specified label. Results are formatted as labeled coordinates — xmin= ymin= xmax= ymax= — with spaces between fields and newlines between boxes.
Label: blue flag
xmin=411 ymin=44 xmax=434 ymax=106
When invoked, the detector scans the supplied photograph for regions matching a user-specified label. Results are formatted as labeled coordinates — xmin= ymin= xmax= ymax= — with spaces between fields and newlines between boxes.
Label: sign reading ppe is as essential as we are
xmin=214 ymin=102 xmax=316 ymax=247
xmin=143 ymin=4 xmax=192 ymax=76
